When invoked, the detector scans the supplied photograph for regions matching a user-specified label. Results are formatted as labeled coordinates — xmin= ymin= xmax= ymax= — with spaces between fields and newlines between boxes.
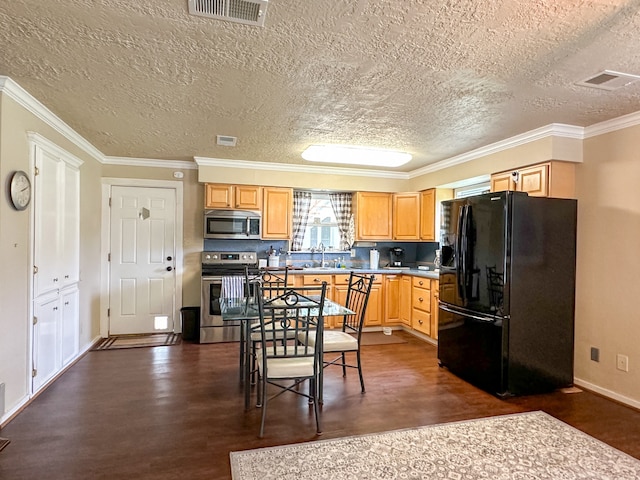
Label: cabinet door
xmin=33 ymin=294 xmax=60 ymax=392
xmin=399 ymin=276 xmax=412 ymax=326
xmin=517 ymin=163 xmax=549 ymax=197
xmin=60 ymin=287 xmax=79 ymax=367
xmin=430 ymin=280 xmax=439 ymax=339
xmin=204 ymin=184 xmax=233 ymax=208
xmin=490 ymin=172 xmax=515 ymax=193
xmin=355 ymin=192 xmax=392 ymax=240
xmin=34 ymin=148 xmax=62 ymax=297
xmin=384 ymin=275 xmax=400 ymax=324
xmin=364 ymin=283 xmax=383 ymax=327
xmin=392 ymin=193 xmax=420 ymax=240
xmin=262 ymin=187 xmax=292 ymax=239
xmin=420 ymin=189 xmax=436 ymax=241
xmin=62 ymin=164 xmax=80 ymax=286
xmin=235 ymin=185 xmax=262 ymax=210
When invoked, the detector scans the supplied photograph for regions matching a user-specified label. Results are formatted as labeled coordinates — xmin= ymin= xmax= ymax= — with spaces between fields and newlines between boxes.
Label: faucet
xmin=318 ymin=242 xmax=326 ymax=267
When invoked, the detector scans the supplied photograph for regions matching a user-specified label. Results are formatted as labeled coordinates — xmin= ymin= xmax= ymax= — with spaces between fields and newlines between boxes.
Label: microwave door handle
xmin=245 ymin=217 xmax=250 ymax=236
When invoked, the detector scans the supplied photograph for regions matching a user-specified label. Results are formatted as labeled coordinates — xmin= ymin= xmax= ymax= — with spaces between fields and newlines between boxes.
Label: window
xmin=301 ymin=193 xmax=342 ymax=250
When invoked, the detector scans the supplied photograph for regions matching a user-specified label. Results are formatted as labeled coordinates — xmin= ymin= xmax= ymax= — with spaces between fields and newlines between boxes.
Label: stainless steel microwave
xmin=204 ymin=210 xmax=261 ymax=239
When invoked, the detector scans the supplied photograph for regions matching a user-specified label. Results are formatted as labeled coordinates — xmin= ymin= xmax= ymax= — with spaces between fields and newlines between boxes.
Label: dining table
xmin=220 ymin=296 xmax=355 ymax=409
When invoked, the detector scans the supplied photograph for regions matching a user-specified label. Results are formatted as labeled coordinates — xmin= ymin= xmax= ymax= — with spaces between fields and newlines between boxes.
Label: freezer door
xmin=437 ymin=304 xmax=507 ymax=396
xmin=440 ymin=192 xmax=509 ymax=316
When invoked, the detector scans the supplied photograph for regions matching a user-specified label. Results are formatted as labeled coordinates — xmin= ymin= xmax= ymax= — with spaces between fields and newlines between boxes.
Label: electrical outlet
xmin=616 ymin=354 xmax=629 ymax=372
xmin=350 ymin=248 xmax=356 ymax=258
xmin=590 ymin=347 xmax=599 ymax=362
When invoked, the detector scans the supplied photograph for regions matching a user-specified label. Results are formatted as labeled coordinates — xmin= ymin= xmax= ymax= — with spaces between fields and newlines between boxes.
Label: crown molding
xmin=103 ymin=156 xmax=198 ymax=169
xmin=194 ymin=157 xmax=410 ymax=179
xmin=0 ymin=76 xmax=105 ymax=163
xmin=408 ymin=123 xmax=585 ymax=178
xmin=584 ymin=109 xmax=640 ymax=138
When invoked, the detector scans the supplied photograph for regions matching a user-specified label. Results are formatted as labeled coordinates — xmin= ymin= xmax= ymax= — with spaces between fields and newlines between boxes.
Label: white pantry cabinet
xmin=29 ymin=134 xmax=83 ymax=393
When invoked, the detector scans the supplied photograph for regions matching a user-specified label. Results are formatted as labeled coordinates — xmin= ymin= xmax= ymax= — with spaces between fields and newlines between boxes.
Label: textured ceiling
xmin=2 ymin=0 xmax=640 ymax=172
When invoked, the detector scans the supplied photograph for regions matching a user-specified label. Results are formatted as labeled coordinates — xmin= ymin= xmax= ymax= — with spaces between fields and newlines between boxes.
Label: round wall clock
xmin=9 ymin=170 xmax=32 ymax=211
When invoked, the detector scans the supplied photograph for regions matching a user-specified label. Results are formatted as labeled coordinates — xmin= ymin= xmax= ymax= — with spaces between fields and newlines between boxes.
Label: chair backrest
xmin=342 ymin=273 xmax=375 ymax=334
xmin=256 ymin=283 xmax=327 ymax=364
xmin=245 ymin=267 xmax=289 ymax=300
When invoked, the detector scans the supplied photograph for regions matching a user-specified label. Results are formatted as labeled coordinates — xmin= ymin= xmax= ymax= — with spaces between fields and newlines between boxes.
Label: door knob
xmin=167 ymin=256 xmax=173 ymax=261
xmin=166 ymin=266 xmax=173 ymax=271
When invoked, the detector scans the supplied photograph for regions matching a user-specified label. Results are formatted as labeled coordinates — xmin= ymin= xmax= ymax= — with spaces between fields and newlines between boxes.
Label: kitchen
xmin=1 ymin=1 xmax=640 ymax=475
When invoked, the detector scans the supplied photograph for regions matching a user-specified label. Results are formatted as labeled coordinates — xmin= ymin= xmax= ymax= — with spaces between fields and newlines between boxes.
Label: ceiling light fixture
xmin=301 ymin=145 xmax=412 ymax=168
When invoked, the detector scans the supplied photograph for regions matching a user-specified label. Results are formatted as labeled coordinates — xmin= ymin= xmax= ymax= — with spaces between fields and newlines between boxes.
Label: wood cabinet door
xmin=420 ymin=189 xmax=435 ymax=241
xmin=262 ymin=187 xmax=292 ymax=239
xmin=392 ymin=192 xmax=420 ymax=240
xmin=355 ymin=192 xmax=392 ymax=240
xmin=364 ymin=283 xmax=383 ymax=327
xmin=384 ymin=275 xmax=400 ymax=324
xmin=235 ymin=185 xmax=262 ymax=210
xmin=399 ymin=275 xmax=412 ymax=326
xmin=430 ymin=280 xmax=439 ymax=339
xmin=204 ymin=184 xmax=233 ymax=208
xmin=490 ymin=172 xmax=515 ymax=192
xmin=517 ymin=163 xmax=549 ymax=197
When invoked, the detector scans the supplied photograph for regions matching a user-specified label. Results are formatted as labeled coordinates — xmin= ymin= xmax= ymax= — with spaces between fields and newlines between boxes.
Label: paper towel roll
xmin=369 ymin=249 xmax=379 ymax=269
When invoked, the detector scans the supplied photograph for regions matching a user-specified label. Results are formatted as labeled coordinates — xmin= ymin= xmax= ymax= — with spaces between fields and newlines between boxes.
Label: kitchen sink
xmin=302 ymin=267 xmax=345 ymax=272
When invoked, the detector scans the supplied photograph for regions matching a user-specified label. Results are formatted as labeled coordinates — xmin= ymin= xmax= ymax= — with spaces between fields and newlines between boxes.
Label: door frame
xmin=100 ymin=178 xmax=184 ymax=338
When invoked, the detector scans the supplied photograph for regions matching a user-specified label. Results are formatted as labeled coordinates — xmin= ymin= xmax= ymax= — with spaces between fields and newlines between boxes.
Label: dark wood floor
xmin=1 ymin=331 xmax=639 ymax=479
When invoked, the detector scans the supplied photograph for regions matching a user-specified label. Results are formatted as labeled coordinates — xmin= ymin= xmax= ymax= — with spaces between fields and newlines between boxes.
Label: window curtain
xmin=329 ymin=192 xmax=353 ymax=250
xmin=292 ymin=191 xmax=312 ymax=251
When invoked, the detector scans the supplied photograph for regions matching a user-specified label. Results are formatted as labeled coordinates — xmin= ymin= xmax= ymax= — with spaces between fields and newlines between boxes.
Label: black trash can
xmin=180 ymin=306 xmax=200 ymax=342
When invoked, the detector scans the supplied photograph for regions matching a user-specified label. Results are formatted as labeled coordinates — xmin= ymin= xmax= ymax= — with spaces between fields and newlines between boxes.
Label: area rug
xmin=358 ymin=332 xmax=407 ymax=346
xmin=92 ymin=333 xmax=181 ymax=351
xmin=230 ymin=411 xmax=640 ymax=479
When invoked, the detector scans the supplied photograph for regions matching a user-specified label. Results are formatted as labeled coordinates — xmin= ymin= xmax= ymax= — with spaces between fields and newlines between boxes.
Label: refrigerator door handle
xmin=439 ymin=303 xmax=500 ymax=324
xmin=460 ymin=205 xmax=470 ymax=303
xmin=456 ymin=205 xmax=465 ymax=301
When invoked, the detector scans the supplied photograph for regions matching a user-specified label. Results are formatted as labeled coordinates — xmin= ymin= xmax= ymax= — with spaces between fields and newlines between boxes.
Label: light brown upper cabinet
xmin=204 ymin=183 xmax=262 ymax=210
xmin=490 ymin=161 xmax=575 ymax=198
xmin=262 ymin=187 xmax=293 ymax=239
xmin=392 ymin=192 xmax=420 ymax=240
xmin=420 ymin=189 xmax=436 ymax=241
xmin=354 ymin=192 xmax=393 ymax=240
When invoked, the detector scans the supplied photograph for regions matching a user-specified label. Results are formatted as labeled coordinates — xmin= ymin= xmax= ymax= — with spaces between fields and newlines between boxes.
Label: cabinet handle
xmin=419 ymin=280 xmax=424 ymax=286
xmin=419 ymin=297 xmax=424 ymax=302
xmin=418 ymin=319 xmax=423 ymax=325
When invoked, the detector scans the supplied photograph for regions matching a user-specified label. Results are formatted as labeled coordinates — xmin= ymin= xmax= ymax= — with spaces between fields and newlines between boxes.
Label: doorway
xmin=101 ymin=179 xmax=183 ymax=337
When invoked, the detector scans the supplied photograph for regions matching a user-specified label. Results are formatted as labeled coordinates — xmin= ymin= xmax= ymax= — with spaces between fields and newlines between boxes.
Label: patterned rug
xmin=230 ymin=411 xmax=640 ymax=479
xmin=92 ymin=333 xmax=181 ymax=350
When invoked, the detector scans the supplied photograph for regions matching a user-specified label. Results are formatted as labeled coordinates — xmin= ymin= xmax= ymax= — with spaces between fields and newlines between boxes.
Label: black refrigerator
xmin=437 ymin=191 xmax=577 ymax=397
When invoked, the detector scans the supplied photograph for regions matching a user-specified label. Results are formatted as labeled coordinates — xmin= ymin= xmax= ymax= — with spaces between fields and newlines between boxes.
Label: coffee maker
xmin=389 ymin=247 xmax=405 ymax=267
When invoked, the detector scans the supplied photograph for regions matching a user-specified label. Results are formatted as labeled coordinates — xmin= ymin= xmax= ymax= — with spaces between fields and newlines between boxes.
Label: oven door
xmin=200 ymin=276 xmax=242 ymax=343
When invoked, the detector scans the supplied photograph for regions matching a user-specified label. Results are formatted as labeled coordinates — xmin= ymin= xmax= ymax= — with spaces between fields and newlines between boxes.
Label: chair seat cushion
xmin=301 ymin=330 xmax=358 ymax=352
xmin=258 ymin=352 xmax=315 ymax=378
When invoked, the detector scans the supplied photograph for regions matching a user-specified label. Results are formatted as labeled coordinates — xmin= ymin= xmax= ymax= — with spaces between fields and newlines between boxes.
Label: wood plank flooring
xmin=1 ymin=331 xmax=639 ymax=479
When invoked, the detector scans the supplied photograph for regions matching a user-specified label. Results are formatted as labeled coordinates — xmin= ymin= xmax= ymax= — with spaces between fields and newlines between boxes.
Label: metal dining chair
xmin=255 ymin=283 xmax=327 ymax=438
xmin=300 ymin=272 xmax=374 ymax=404
xmin=240 ymin=267 xmax=290 ymax=385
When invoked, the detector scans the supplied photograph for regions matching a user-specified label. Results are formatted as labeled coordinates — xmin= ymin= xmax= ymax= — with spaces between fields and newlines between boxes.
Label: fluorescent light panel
xmin=302 ymin=144 xmax=412 ymax=167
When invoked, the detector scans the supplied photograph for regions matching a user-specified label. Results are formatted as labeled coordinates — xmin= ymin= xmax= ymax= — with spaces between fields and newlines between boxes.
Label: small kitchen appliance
xmin=390 ymin=247 xmax=405 ymax=267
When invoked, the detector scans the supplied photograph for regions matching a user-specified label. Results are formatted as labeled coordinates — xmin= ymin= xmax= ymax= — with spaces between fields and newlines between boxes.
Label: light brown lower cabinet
xmin=411 ymin=277 xmax=431 ymax=336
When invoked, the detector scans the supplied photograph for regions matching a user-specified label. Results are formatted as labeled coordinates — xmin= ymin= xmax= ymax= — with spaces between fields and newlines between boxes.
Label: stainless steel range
xmin=200 ymin=251 xmax=258 ymax=343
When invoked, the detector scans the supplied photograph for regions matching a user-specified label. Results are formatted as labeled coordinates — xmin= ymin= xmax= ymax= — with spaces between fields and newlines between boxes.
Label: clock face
xmin=10 ymin=170 xmax=32 ymax=211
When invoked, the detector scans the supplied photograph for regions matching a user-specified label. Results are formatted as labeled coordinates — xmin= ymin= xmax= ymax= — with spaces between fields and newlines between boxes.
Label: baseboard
xmin=573 ymin=377 xmax=640 ymax=411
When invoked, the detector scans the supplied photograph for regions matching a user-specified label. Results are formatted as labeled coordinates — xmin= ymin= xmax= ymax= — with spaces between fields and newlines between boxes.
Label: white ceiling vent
xmin=217 ymin=135 xmax=237 ymax=147
xmin=576 ymin=70 xmax=640 ymax=91
xmin=188 ymin=0 xmax=268 ymax=27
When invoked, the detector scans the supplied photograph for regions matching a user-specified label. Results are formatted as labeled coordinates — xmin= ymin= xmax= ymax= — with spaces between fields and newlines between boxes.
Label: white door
xmin=109 ymin=186 xmax=177 ymax=335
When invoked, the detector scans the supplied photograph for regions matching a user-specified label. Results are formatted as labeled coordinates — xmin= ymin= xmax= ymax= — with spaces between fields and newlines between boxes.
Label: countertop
xmin=290 ymin=267 xmax=440 ymax=280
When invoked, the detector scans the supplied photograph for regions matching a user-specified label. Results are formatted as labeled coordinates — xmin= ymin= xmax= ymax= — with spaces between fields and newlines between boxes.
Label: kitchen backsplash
xmin=203 ymin=239 xmax=439 ymax=269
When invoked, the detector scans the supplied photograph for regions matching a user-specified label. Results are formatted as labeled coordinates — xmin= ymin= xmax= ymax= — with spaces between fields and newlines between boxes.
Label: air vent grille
xmin=188 ymin=0 xmax=268 ymax=27
xmin=217 ymin=135 xmax=237 ymax=147
xmin=576 ymin=70 xmax=640 ymax=91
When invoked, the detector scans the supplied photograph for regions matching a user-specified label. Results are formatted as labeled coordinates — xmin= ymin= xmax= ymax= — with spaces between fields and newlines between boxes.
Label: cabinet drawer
xmin=412 ymin=286 xmax=431 ymax=313
xmin=334 ymin=273 xmax=382 ymax=285
xmin=412 ymin=309 xmax=431 ymax=336
xmin=412 ymin=277 xmax=430 ymax=289
xmin=302 ymin=274 xmax=333 ymax=286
